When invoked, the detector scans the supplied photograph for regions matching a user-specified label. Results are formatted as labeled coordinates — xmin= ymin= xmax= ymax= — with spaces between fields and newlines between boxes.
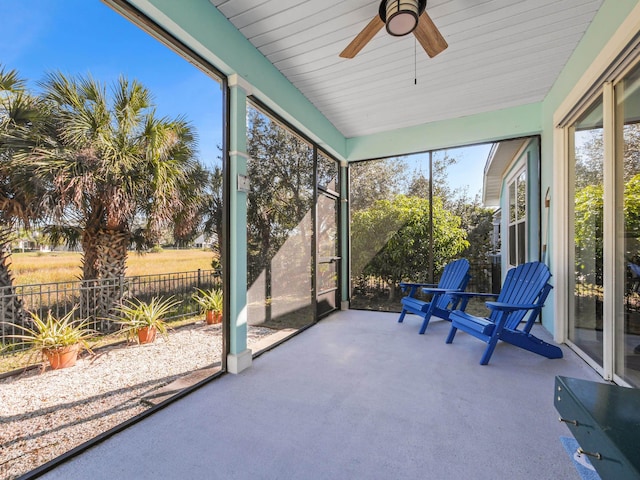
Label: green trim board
xmin=340 ymin=163 xmax=349 ymax=305
xmin=227 ymin=83 xmax=248 ymax=356
xmin=121 ymin=0 xmax=543 ymax=164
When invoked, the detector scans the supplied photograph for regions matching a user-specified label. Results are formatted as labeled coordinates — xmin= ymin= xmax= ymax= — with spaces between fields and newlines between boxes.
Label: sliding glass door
xmin=615 ymin=61 xmax=640 ymax=387
xmin=566 ymin=57 xmax=640 ymax=387
xmin=569 ymin=96 xmax=604 ymax=368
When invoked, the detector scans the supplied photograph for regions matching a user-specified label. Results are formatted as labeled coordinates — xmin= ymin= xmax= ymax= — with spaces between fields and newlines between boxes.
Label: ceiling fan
xmin=340 ymin=0 xmax=448 ymax=59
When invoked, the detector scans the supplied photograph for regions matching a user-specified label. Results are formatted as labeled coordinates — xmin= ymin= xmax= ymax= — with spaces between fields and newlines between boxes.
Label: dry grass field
xmin=9 ymin=249 xmax=215 ymax=285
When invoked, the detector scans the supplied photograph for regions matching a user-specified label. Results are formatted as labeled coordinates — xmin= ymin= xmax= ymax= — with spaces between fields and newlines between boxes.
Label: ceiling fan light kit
xmin=384 ymin=0 xmax=421 ymax=36
xmin=339 ymin=0 xmax=446 ymax=59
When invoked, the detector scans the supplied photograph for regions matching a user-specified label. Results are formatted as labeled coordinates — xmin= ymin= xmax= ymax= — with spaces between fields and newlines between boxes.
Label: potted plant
xmin=192 ymin=288 xmax=223 ymax=325
xmin=8 ymin=308 xmax=94 ymax=370
xmin=116 ymin=296 xmax=180 ymax=344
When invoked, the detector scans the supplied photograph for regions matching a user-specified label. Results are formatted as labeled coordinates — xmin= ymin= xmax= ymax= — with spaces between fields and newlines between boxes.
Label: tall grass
xmin=9 ymin=249 xmax=215 ymax=285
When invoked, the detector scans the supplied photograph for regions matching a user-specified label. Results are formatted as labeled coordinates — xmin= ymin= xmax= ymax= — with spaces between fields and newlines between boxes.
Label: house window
xmin=508 ymin=170 xmax=526 ymax=266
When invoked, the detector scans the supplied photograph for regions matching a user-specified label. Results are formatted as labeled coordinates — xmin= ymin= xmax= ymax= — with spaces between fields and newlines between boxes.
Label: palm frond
xmin=42 ymin=224 xmax=83 ymax=249
xmin=0 ymin=65 xmax=27 ymax=93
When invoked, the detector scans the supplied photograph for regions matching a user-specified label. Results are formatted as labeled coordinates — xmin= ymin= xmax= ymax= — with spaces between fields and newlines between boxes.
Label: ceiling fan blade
xmin=339 ymin=15 xmax=384 ymax=59
xmin=413 ymin=11 xmax=448 ymax=58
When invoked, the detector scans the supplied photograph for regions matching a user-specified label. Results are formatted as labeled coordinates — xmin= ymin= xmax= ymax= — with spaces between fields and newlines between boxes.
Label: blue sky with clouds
xmin=1 ymin=0 xmax=223 ymax=167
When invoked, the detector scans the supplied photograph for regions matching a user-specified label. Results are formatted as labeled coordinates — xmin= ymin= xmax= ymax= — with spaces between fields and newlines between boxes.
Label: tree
xmin=172 ymin=161 xmax=212 ymax=248
xmin=573 ymin=123 xmax=640 ymax=286
xmin=351 ymin=194 xmax=468 ymax=300
xmin=0 ymin=65 xmax=49 ymax=328
xmin=406 ymin=153 xmax=496 ymax=267
xmin=246 ymin=107 xmax=314 ymax=321
xmin=199 ymin=163 xmax=223 ymax=251
xmin=574 ymin=183 xmax=604 ymax=284
xmin=406 ymin=152 xmax=458 ymax=205
xmin=625 ymin=174 xmax=640 ymax=240
xmin=349 ymin=157 xmax=407 ymax=212
xmin=13 ymin=73 xmax=202 ymax=318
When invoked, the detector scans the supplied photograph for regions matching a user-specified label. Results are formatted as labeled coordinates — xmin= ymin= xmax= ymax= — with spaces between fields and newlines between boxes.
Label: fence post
xmin=119 ymin=275 xmax=124 ymax=304
xmin=197 ymin=269 xmax=201 ymax=289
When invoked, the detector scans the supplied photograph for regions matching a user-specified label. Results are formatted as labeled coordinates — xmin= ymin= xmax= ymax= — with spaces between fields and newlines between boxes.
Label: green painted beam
xmin=340 ymin=163 xmax=349 ymax=306
xmin=346 ymin=103 xmax=542 ymax=161
xmin=228 ymin=84 xmax=248 ymax=356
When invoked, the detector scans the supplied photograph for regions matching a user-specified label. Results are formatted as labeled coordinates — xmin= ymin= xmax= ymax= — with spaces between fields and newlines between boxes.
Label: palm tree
xmin=173 ymin=162 xmax=213 ymax=248
xmin=0 ymin=65 xmax=48 ymax=330
xmin=199 ymin=164 xmax=223 ymax=248
xmin=18 ymin=72 xmax=203 ymax=319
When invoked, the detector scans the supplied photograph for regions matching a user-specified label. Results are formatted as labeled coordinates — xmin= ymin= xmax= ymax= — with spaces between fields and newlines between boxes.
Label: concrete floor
xmin=39 ymin=310 xmax=601 ymax=480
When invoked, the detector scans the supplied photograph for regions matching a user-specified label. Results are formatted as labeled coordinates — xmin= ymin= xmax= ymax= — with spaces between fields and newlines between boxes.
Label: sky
xmin=0 ymin=0 xmax=223 ymax=167
xmin=0 ymin=0 xmax=490 ymax=195
xmin=399 ymin=143 xmax=492 ymax=199
xmin=433 ymin=143 xmax=492 ymax=198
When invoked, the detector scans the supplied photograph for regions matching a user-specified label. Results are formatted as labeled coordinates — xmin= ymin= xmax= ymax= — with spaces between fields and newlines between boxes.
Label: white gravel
xmin=0 ymin=323 xmax=274 ymax=480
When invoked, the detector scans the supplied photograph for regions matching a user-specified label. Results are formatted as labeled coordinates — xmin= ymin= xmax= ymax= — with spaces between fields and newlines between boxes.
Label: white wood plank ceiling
xmin=210 ymin=0 xmax=604 ymax=139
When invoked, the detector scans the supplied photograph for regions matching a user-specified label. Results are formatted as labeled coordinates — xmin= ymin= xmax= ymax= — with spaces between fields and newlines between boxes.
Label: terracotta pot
xmin=206 ymin=310 xmax=222 ymax=325
xmin=137 ymin=326 xmax=157 ymax=344
xmin=44 ymin=344 xmax=80 ymax=370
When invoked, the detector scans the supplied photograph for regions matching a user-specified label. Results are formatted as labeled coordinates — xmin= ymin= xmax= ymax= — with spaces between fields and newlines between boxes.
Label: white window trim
xmin=497 ymin=140 xmax=530 ymax=277
xmin=506 ymin=166 xmax=528 ymax=267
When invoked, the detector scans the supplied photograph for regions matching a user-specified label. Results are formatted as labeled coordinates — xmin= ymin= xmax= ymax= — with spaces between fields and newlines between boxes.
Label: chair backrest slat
xmin=434 ymin=259 xmax=470 ymax=309
xmin=492 ymin=262 xmax=551 ymax=329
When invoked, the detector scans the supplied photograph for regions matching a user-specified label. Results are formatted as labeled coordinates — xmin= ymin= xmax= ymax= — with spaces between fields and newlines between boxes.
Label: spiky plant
xmin=192 ymin=288 xmax=223 ymax=313
xmin=115 ymin=296 xmax=180 ymax=343
xmin=7 ymin=308 xmax=94 ymax=368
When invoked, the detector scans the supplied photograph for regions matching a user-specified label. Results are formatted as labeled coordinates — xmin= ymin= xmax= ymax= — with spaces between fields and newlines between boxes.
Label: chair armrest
xmin=485 ymin=301 xmax=541 ymax=312
xmin=450 ymin=292 xmax=499 ymax=299
xmin=400 ymin=282 xmax=437 ymax=289
xmin=421 ymin=287 xmax=462 ymax=295
xmin=400 ymin=282 xmax=437 ymax=297
xmin=448 ymin=292 xmax=499 ymax=311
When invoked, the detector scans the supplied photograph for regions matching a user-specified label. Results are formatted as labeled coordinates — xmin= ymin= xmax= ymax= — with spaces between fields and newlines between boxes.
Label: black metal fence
xmin=0 ymin=269 xmax=221 ymax=349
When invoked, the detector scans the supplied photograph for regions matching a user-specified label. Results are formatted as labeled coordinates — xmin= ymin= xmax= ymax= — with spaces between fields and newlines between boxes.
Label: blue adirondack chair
xmin=397 ymin=258 xmax=470 ymax=334
xmin=446 ymin=261 xmax=563 ymax=365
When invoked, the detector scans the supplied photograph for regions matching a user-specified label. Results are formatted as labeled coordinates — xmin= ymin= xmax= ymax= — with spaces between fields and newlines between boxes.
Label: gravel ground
xmin=0 ymin=323 xmax=274 ymax=480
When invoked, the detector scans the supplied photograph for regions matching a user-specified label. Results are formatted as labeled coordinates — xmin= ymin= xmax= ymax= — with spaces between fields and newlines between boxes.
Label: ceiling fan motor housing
xmin=380 ymin=0 xmax=427 ymax=36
